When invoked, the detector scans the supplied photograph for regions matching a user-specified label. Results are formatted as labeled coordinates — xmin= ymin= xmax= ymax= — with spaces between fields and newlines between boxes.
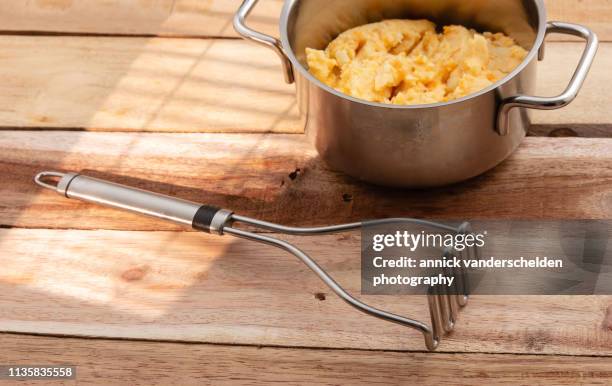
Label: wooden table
xmin=1 ymin=1 xmax=611 ymax=384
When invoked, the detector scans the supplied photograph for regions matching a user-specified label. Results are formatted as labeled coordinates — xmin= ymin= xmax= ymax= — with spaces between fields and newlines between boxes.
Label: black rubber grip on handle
xmin=192 ymin=205 xmax=221 ymax=233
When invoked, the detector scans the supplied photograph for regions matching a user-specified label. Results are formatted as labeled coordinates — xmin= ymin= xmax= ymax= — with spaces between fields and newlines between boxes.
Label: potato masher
xmin=35 ymin=171 xmax=470 ymax=351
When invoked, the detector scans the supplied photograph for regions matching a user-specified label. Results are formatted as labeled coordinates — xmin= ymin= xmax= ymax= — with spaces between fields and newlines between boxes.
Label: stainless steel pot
xmin=234 ymin=0 xmax=598 ymax=187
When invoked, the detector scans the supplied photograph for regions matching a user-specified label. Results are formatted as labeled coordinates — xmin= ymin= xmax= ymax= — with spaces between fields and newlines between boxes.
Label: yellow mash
xmin=306 ymin=20 xmax=528 ymax=105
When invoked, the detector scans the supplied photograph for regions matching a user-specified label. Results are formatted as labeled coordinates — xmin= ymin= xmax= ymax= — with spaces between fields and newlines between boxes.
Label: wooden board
xmin=0 ymin=1 xmax=610 ymax=382
xmin=0 ymin=0 xmax=609 ymax=41
xmin=1 ymin=131 xmax=611 ymax=230
xmin=532 ymin=42 xmax=610 ymax=128
xmin=1 ymin=227 xmax=611 ymax=356
xmin=0 ymin=37 xmax=301 ymax=133
xmin=0 ymin=38 xmax=606 ymax=132
xmin=0 ymin=0 xmax=284 ymax=38
xmin=2 ymin=333 xmax=612 ymax=386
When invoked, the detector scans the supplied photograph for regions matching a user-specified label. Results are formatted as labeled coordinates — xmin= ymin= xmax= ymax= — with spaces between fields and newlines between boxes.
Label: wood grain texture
xmin=1 ymin=131 xmax=612 ymax=230
xmin=0 ymin=37 xmax=301 ymax=133
xmin=532 ymin=42 xmax=610 ymax=128
xmin=1 ymin=228 xmax=611 ymax=355
xmin=529 ymin=125 xmax=612 ymax=138
xmin=2 ymin=334 xmax=612 ymax=386
xmin=547 ymin=0 xmax=612 ymax=42
xmin=0 ymin=0 xmax=282 ymax=38
xmin=0 ymin=38 xmax=606 ymax=132
xmin=0 ymin=0 xmax=608 ymax=41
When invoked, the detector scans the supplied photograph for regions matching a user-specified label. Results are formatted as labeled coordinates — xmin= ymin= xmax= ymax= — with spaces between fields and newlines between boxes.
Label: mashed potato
xmin=306 ymin=20 xmax=528 ymax=105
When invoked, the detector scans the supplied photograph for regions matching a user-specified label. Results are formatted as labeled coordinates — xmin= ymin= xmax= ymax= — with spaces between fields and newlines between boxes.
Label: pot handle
xmin=234 ymin=0 xmax=295 ymax=84
xmin=497 ymin=22 xmax=598 ymax=136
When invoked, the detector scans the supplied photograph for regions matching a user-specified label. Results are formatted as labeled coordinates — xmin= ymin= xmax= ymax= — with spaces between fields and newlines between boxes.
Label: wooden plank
xmin=1 ymin=334 xmax=612 ymax=385
xmin=0 ymin=37 xmax=301 ymax=133
xmin=547 ymin=0 xmax=612 ymax=42
xmin=0 ymin=0 xmax=608 ymax=42
xmin=1 ymin=227 xmax=611 ymax=355
xmin=0 ymin=0 xmax=283 ymax=38
xmin=529 ymin=125 xmax=612 ymax=138
xmin=0 ymin=38 xmax=606 ymax=132
xmin=532 ymin=42 xmax=610 ymax=129
xmin=1 ymin=131 xmax=612 ymax=230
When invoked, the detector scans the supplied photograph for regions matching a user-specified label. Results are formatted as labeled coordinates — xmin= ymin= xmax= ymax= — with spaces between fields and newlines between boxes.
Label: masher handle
xmin=34 ymin=172 xmax=233 ymax=234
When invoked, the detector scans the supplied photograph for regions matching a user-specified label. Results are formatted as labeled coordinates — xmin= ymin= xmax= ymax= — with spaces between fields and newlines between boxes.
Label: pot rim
xmin=279 ymin=0 xmax=547 ymax=109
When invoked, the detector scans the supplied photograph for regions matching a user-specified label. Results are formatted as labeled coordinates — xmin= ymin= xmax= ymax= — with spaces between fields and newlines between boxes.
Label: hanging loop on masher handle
xmin=34 ymin=171 xmax=472 ymax=351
